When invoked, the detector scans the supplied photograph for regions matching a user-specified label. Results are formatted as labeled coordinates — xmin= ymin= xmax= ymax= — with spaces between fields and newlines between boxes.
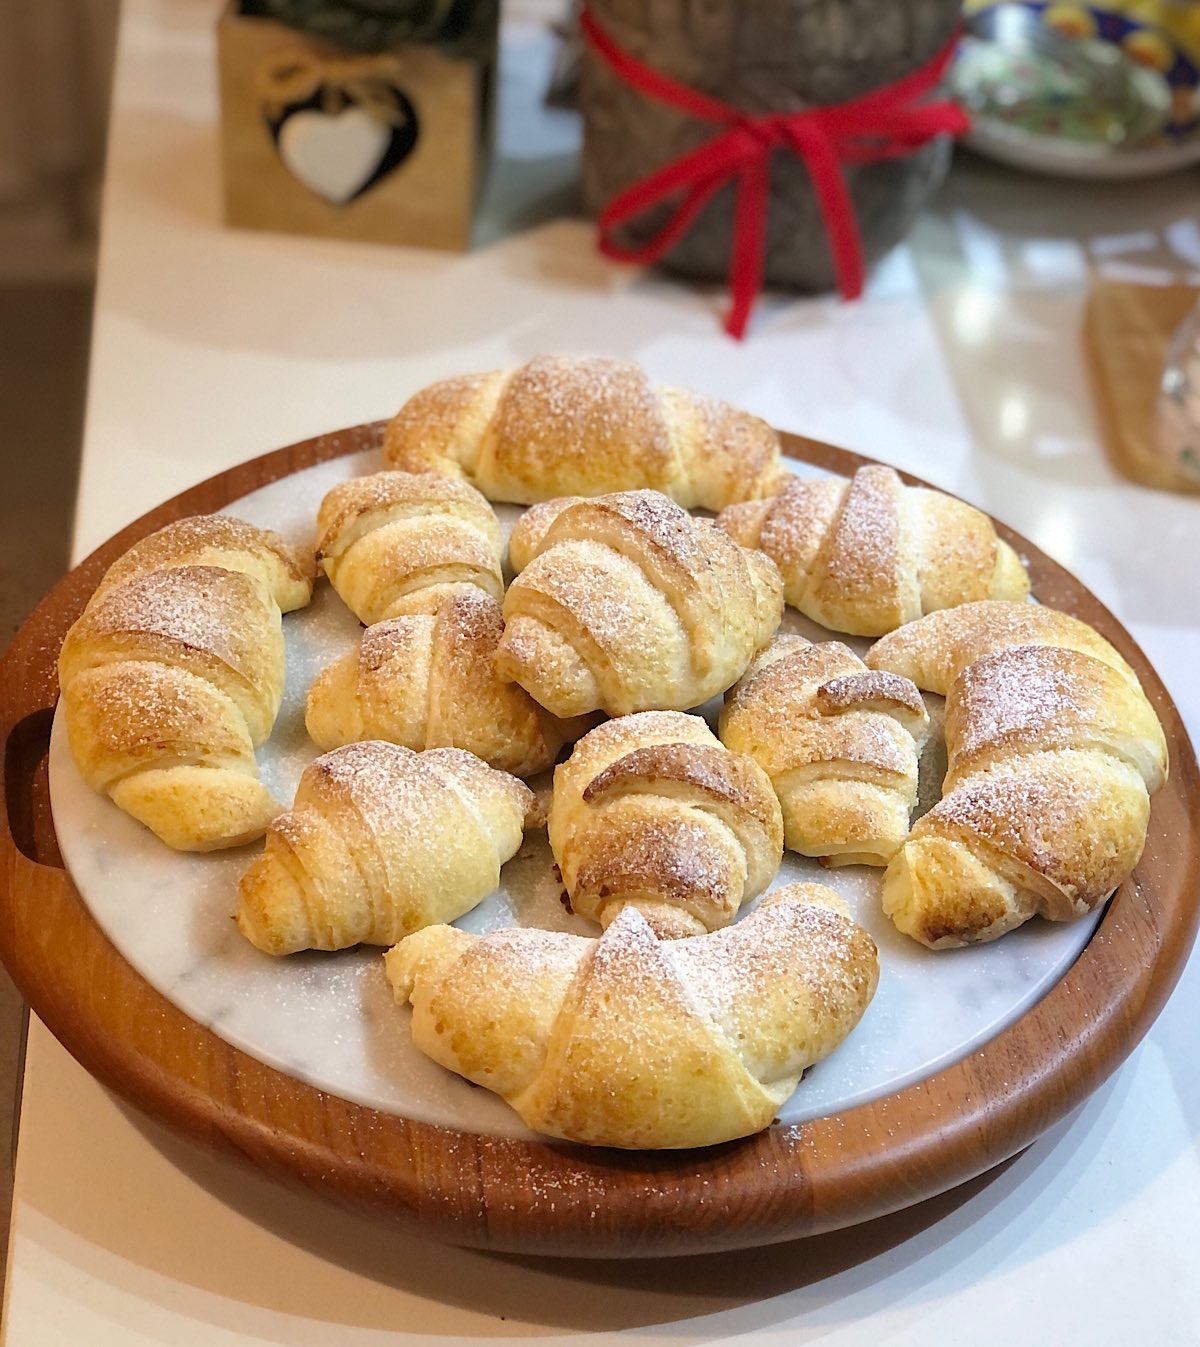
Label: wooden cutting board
xmin=1086 ymin=280 xmax=1200 ymax=493
xmin=0 ymin=423 xmax=1196 ymax=1258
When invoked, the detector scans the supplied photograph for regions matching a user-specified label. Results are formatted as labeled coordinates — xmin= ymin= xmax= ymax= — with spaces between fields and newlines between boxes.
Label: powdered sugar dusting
xmin=492 ymin=356 xmax=671 ymax=489
xmin=317 ymin=470 xmax=494 ymax=557
xmin=301 ymin=741 xmax=530 ymax=839
xmin=559 ymin=490 xmax=711 ymax=581
xmin=949 ymin=645 xmax=1086 ymax=763
xmin=79 ymin=565 xmax=266 ymax=672
xmin=808 ymin=466 xmax=902 ymax=631
xmin=685 ymin=390 xmax=784 ymax=502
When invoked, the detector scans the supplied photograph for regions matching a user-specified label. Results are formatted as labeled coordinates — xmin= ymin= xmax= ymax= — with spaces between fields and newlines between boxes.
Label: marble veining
xmin=47 ymin=450 xmax=1102 ymax=1141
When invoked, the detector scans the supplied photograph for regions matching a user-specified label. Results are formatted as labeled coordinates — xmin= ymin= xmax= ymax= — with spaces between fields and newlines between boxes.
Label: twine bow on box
xmin=257 ymin=50 xmax=411 ymax=124
xmin=581 ymin=9 xmax=970 ymax=338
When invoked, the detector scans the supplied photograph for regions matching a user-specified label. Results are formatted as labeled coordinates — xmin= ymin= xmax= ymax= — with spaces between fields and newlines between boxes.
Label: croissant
xmin=315 ymin=470 xmax=503 ymax=624
xmin=305 ymin=588 xmax=588 ymax=776
xmin=57 ymin=514 xmax=313 ymax=851
xmin=720 ymin=636 xmax=929 ymax=865
xmin=382 ymin=355 xmax=787 ymax=509
xmin=236 ymin=741 xmax=534 ymax=955
xmin=865 ymin=602 xmax=1168 ymax=947
xmin=495 ymin=490 xmax=784 ymax=718
xmin=386 ymin=883 xmax=879 ymax=1149
xmin=548 ymin=711 xmax=783 ymax=938
xmin=716 ymin=465 xmax=1030 ymax=637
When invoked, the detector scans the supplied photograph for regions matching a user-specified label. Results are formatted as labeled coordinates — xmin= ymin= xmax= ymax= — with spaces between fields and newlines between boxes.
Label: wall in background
xmin=0 ymin=0 xmax=119 ymax=280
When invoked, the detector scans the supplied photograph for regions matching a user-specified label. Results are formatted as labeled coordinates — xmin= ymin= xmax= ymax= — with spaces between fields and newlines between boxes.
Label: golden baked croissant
xmin=716 ymin=465 xmax=1030 ymax=636
xmin=385 ymin=883 xmax=879 ymax=1150
xmin=548 ymin=711 xmax=784 ymax=938
xmin=865 ymin=602 xmax=1168 ymax=947
xmin=720 ymin=636 xmax=929 ymax=865
xmin=315 ymin=470 xmax=502 ymax=624
xmin=495 ymin=490 xmax=784 ymax=718
xmin=237 ymin=741 xmax=534 ymax=956
xmin=305 ymin=588 xmax=588 ymax=776
xmin=383 ymin=355 xmax=787 ymax=509
xmin=57 ymin=515 xmax=313 ymax=851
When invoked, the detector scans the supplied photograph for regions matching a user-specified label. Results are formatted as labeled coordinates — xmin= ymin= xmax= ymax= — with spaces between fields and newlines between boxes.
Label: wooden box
xmin=217 ymin=4 xmax=495 ymax=251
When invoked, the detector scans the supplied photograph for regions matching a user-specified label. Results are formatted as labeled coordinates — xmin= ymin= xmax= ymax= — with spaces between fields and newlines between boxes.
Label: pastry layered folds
xmin=315 ymin=470 xmax=503 ymax=624
xmin=548 ymin=711 xmax=784 ymax=938
xmin=720 ymin=636 xmax=929 ymax=865
xmin=237 ymin=741 xmax=534 ymax=955
xmin=866 ymin=602 xmax=1168 ymax=947
xmin=717 ymin=465 xmax=1030 ymax=636
xmin=496 ymin=490 xmax=784 ymax=717
xmin=383 ymin=355 xmax=787 ymax=509
xmin=58 ymin=514 xmax=313 ymax=850
xmin=386 ymin=883 xmax=879 ymax=1149
xmin=306 ymin=589 xmax=588 ymax=776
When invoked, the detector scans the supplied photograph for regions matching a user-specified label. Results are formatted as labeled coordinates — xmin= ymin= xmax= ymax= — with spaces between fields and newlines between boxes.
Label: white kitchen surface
xmin=4 ymin=1 xmax=1199 ymax=1342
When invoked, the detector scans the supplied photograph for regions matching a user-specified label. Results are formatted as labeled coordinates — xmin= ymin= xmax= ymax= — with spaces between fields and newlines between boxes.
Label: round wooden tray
xmin=1 ymin=425 xmax=1197 ymax=1259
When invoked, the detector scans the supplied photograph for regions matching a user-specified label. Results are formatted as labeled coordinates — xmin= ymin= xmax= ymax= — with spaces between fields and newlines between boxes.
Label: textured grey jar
xmin=581 ymin=0 xmax=962 ymax=293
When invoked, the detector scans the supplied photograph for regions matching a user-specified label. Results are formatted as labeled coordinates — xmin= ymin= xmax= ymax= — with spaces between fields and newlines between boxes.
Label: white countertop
xmin=5 ymin=1 xmax=1200 ymax=1341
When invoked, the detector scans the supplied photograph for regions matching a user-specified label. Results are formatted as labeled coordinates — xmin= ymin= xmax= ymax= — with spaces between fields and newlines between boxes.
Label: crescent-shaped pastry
xmin=385 ymin=883 xmax=879 ymax=1149
xmin=315 ymin=470 xmax=503 ymax=623
xmin=495 ymin=490 xmax=783 ymax=718
xmin=383 ymin=355 xmax=787 ymax=509
xmin=236 ymin=741 xmax=534 ymax=955
xmin=548 ymin=711 xmax=784 ymax=938
xmin=720 ymin=636 xmax=929 ymax=865
xmin=716 ymin=465 xmax=1030 ymax=636
xmin=305 ymin=589 xmax=589 ymax=776
xmin=866 ymin=602 xmax=1168 ymax=946
xmin=58 ymin=514 xmax=313 ymax=850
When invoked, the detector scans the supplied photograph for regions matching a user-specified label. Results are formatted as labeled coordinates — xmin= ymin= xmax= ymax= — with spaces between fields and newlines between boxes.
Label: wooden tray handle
xmin=4 ymin=706 xmax=60 ymax=870
xmin=0 ymin=573 xmax=90 ymax=873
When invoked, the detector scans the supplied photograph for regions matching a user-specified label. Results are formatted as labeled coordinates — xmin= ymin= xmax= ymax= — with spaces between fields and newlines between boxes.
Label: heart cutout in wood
xmin=268 ymin=86 xmax=420 ymax=205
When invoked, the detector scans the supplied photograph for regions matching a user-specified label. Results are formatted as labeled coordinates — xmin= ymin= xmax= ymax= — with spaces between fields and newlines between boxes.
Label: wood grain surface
xmin=1 ymin=423 xmax=1196 ymax=1258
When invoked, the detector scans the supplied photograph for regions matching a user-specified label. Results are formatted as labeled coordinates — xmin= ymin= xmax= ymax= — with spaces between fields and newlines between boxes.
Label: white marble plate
xmin=48 ymin=450 xmax=1101 ymax=1141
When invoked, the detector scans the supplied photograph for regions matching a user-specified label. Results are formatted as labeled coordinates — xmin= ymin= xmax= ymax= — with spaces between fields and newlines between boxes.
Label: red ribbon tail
xmin=725 ymin=151 xmax=772 ymax=340
xmin=788 ymin=129 xmax=864 ymax=301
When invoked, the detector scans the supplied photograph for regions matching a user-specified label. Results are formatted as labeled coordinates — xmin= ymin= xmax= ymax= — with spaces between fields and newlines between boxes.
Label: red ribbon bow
xmin=581 ymin=9 xmax=969 ymax=338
